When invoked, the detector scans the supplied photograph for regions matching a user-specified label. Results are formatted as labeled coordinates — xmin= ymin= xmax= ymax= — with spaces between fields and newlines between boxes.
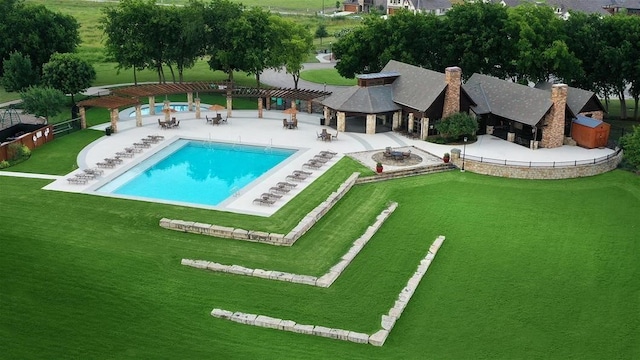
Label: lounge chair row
xmin=66 ymin=168 xmax=104 ymax=185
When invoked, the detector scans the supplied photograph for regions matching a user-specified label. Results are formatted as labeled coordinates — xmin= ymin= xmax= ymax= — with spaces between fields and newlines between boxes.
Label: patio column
xmin=187 ymin=92 xmax=194 ymax=111
xmin=109 ymin=108 xmax=119 ymax=133
xmin=324 ymin=106 xmax=330 ymax=121
xmin=337 ymin=111 xmax=346 ymax=132
xmin=226 ymin=90 xmax=232 ymax=118
xmin=163 ymin=100 xmax=171 ymax=122
xmin=266 ymin=91 xmax=271 ymax=110
xmin=257 ymin=97 xmax=263 ymax=118
xmin=420 ymin=117 xmax=429 ymax=140
xmin=291 ymin=100 xmax=297 ymax=122
xmin=307 ymin=100 xmax=312 ymax=113
xmin=149 ymin=96 xmax=156 ymax=115
xmin=195 ymin=98 xmax=201 ymax=119
xmin=135 ymin=104 xmax=142 ymax=127
xmin=79 ymin=106 xmax=87 ymax=129
xmin=366 ymin=114 xmax=376 ymax=135
xmin=408 ymin=113 xmax=415 ymax=132
xmin=392 ymin=110 xmax=401 ymax=130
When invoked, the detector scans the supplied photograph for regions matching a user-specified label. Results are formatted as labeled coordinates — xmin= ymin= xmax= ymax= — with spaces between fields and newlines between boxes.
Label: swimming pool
xmin=96 ymin=139 xmax=296 ymax=207
xmin=128 ymin=104 xmax=210 ymax=117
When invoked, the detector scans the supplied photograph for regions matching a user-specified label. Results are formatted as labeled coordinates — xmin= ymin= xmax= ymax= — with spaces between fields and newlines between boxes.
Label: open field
xmin=1 ymin=128 xmax=639 ymax=358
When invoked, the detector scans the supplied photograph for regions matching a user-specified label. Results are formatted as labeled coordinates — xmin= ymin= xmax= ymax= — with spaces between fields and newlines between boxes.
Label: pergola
xmin=77 ymin=82 xmax=331 ymax=133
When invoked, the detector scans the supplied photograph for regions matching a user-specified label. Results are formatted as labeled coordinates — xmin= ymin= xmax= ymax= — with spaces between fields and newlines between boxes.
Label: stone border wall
xmin=160 ymin=172 xmax=360 ymax=246
xmin=450 ymin=149 xmax=623 ymax=179
xmin=210 ymin=236 xmax=445 ymax=347
xmin=181 ymin=202 xmax=398 ymax=288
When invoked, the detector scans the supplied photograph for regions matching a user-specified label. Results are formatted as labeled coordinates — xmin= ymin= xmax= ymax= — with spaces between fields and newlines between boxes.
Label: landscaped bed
xmin=1 ymin=133 xmax=639 ymax=358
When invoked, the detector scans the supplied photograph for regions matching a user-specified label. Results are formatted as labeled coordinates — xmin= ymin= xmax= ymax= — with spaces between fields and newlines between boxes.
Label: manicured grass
xmin=300 ymin=68 xmax=358 ymax=85
xmin=1 ymin=134 xmax=639 ymax=359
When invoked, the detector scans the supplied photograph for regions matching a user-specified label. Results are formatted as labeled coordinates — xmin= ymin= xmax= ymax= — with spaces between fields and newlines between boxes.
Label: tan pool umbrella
xmin=283 ymin=107 xmax=298 ymax=120
xmin=208 ymin=104 xmax=226 ymax=117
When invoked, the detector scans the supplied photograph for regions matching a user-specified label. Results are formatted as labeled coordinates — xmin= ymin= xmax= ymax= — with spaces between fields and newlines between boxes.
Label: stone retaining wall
xmin=160 ymin=172 xmax=360 ymax=246
xmin=450 ymin=149 xmax=623 ymax=179
xmin=182 ymin=202 xmax=398 ymax=288
xmin=209 ymin=235 xmax=446 ymax=347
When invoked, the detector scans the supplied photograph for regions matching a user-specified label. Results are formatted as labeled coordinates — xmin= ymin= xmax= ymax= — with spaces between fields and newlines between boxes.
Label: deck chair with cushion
xmin=286 ymin=172 xmax=309 ymax=182
xmin=302 ymin=161 xmax=322 ymax=170
xmin=253 ymin=197 xmax=276 ymax=206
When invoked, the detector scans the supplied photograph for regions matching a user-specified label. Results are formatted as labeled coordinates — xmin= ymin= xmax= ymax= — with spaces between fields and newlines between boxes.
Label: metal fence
xmin=52 ymin=117 xmax=82 ymax=137
xmin=461 ymin=148 xmax=622 ymax=168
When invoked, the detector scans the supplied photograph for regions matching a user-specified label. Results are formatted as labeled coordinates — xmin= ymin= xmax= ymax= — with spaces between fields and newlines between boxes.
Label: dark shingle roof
xmin=321 ymin=85 xmax=400 ymax=113
xmin=381 ymin=60 xmax=447 ymax=112
xmin=545 ymin=0 xmax=612 ymax=14
xmin=535 ymin=82 xmax=602 ymax=116
xmin=415 ymin=0 xmax=454 ymax=11
xmin=463 ymin=73 xmax=552 ymax=126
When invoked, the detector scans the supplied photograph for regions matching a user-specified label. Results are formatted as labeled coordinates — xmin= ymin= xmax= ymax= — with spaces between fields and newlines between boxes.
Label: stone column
xmin=149 ymin=96 xmax=156 ymax=115
xmin=323 ymin=106 xmax=330 ymax=120
xmin=226 ymin=90 xmax=232 ymax=118
xmin=135 ymin=104 xmax=142 ymax=127
xmin=307 ymin=100 xmax=312 ymax=113
xmin=266 ymin=92 xmax=271 ymax=110
xmin=337 ymin=111 xmax=346 ymax=132
xmin=541 ymin=84 xmax=567 ymax=149
xmin=79 ymin=106 xmax=87 ymax=129
xmin=257 ymin=97 xmax=263 ymax=118
xmin=392 ymin=111 xmax=401 ymax=130
xmin=443 ymin=66 xmax=462 ymax=119
xmin=366 ymin=114 xmax=376 ymax=135
xmin=408 ymin=113 xmax=415 ymax=132
xmin=163 ymin=100 xmax=171 ymax=122
xmin=291 ymin=100 xmax=297 ymax=122
xmin=110 ymin=108 xmax=119 ymax=133
xmin=195 ymin=98 xmax=201 ymax=119
xmin=187 ymin=92 xmax=194 ymax=111
xmin=421 ymin=117 xmax=429 ymax=140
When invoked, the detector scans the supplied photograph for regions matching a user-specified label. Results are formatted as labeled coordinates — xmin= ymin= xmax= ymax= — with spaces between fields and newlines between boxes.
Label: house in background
xmin=343 ymin=0 xmax=385 ymax=13
xmin=603 ymin=0 xmax=640 ymax=15
xmin=386 ymin=0 xmax=454 ymax=15
xmin=321 ymin=60 xmax=607 ymax=149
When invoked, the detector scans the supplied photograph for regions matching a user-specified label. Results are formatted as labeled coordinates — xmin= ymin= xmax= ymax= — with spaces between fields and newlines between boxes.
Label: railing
xmin=52 ymin=117 xmax=82 ymax=137
xmin=460 ymin=148 xmax=623 ymax=168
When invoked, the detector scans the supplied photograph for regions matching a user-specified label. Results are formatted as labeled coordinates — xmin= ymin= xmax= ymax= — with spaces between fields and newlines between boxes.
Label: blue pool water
xmin=129 ymin=104 xmax=209 ymax=117
xmin=97 ymin=140 xmax=295 ymax=206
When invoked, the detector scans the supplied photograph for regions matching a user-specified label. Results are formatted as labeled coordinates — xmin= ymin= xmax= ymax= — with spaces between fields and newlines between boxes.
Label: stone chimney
xmin=541 ymin=84 xmax=567 ymax=148
xmin=442 ymin=66 xmax=461 ymax=119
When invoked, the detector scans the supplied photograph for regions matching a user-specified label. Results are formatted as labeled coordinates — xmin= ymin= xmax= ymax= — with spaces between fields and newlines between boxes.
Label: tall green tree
xmin=41 ymin=53 xmax=96 ymax=104
xmin=1 ymin=51 xmax=37 ymax=92
xmin=334 ymin=15 xmax=393 ymax=78
xmin=0 ymin=0 xmax=79 ymax=76
xmin=164 ymin=1 xmax=205 ymax=83
xmin=441 ymin=2 xmax=515 ymax=79
xmin=20 ymin=86 xmax=66 ymax=121
xmin=619 ymin=125 xmax=640 ymax=171
xmin=204 ymin=0 xmax=245 ymax=83
xmin=269 ymin=17 xmax=314 ymax=89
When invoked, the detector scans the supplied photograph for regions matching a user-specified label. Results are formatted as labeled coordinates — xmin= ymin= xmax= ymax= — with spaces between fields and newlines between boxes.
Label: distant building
xmin=386 ymin=0 xmax=453 ymax=15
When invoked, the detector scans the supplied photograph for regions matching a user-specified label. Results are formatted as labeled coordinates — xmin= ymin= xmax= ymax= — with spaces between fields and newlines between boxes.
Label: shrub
xmin=0 ymin=160 xmax=10 ymax=169
xmin=6 ymin=143 xmax=31 ymax=162
xmin=619 ymin=125 xmax=640 ymax=171
xmin=435 ymin=112 xmax=478 ymax=141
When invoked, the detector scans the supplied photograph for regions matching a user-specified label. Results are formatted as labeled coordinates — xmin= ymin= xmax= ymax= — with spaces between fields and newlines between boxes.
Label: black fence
xmin=52 ymin=118 xmax=82 ymax=137
xmin=461 ymin=148 xmax=622 ymax=168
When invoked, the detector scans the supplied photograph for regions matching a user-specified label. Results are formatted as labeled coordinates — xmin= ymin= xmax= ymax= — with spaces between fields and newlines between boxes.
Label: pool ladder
xmin=230 ymin=186 xmax=240 ymax=197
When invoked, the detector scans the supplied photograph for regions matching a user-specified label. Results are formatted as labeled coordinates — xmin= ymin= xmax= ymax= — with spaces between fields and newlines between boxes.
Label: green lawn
xmin=300 ymin=68 xmax=357 ymax=86
xmin=1 ymin=132 xmax=639 ymax=358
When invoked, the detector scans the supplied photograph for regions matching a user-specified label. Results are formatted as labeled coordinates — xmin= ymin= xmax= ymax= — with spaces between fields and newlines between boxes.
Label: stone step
xmin=356 ymin=163 xmax=456 ymax=184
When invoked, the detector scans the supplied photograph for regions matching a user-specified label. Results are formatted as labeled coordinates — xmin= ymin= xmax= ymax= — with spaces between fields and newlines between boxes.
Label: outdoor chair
xmin=316 ymin=131 xmax=323 ymax=140
xmin=261 ymin=192 xmax=283 ymax=199
xmin=320 ymin=150 xmax=337 ymax=156
xmin=84 ymin=168 xmax=104 ymax=177
xmin=286 ymin=173 xmax=308 ymax=182
xmin=292 ymin=118 xmax=298 ymax=129
xmin=403 ymin=150 xmax=411 ymax=158
xmin=206 ymin=115 xmax=212 ymax=123
xmin=283 ymin=119 xmax=288 ymax=128
xmin=332 ymin=131 xmax=338 ymax=140
xmin=312 ymin=156 xmax=329 ymax=163
xmin=269 ymin=186 xmax=290 ymax=195
xmin=220 ymin=117 xmax=228 ymax=125
xmin=253 ymin=196 xmax=276 ymax=206
xmin=96 ymin=162 xmax=115 ymax=168
xmin=276 ymin=182 xmax=297 ymax=189
xmin=302 ymin=161 xmax=322 ymax=170
xmin=67 ymin=177 xmax=88 ymax=185
xmin=293 ymin=170 xmax=312 ymax=176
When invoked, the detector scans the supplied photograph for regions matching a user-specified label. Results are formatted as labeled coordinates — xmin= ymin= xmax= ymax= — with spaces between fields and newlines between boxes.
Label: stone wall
xmin=209 ymin=235 xmax=446 ymax=347
xmin=442 ymin=67 xmax=462 ymax=119
xmin=450 ymin=150 xmax=623 ymax=179
xmin=160 ymin=172 xmax=361 ymax=246
xmin=181 ymin=202 xmax=398 ymax=288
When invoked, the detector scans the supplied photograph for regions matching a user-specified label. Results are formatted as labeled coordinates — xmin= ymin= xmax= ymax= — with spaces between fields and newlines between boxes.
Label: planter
xmin=443 ymin=157 xmax=450 ymax=163
xmin=376 ymin=166 xmax=383 ymax=173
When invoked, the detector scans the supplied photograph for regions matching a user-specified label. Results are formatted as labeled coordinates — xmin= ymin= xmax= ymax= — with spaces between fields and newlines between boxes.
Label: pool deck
xmin=40 ymin=108 xmax=615 ymax=216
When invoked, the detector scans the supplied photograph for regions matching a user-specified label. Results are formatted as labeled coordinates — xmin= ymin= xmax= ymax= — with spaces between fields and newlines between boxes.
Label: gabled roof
xmin=535 ymin=82 xmax=605 ymax=115
xmin=415 ymin=0 xmax=454 ymax=10
xmin=463 ymin=73 xmax=552 ymax=126
xmin=545 ymin=0 xmax=612 ymax=14
xmin=321 ymin=85 xmax=400 ymax=113
xmin=381 ymin=60 xmax=447 ymax=112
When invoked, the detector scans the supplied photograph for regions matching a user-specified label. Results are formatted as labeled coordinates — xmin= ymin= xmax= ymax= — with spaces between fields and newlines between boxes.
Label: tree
xmin=619 ymin=125 xmax=640 ymax=171
xmin=270 ymin=17 xmax=314 ymax=89
xmin=20 ymin=86 xmax=66 ymax=121
xmin=441 ymin=2 xmax=515 ymax=79
xmin=1 ymin=51 xmax=37 ymax=92
xmin=42 ymin=53 xmax=96 ymax=104
xmin=315 ymin=24 xmax=328 ymax=45
xmin=435 ymin=112 xmax=478 ymax=140
xmin=0 ymin=1 xmax=80 ymax=76
xmin=164 ymin=2 xmax=205 ymax=83
xmin=204 ymin=0 xmax=245 ymax=83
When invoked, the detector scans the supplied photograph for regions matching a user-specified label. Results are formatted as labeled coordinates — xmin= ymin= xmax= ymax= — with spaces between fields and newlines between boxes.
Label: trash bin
xmin=320 ymin=117 xmax=326 ymax=126
xmin=105 ymin=126 xmax=112 ymax=136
